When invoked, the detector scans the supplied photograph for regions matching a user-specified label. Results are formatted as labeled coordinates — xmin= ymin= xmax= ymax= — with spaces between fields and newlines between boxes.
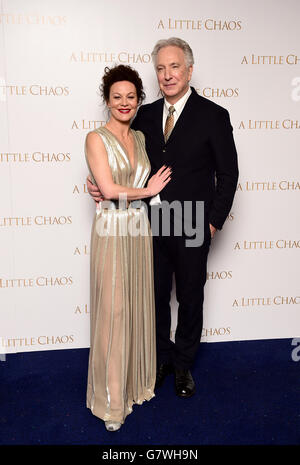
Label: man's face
xmin=155 ymin=45 xmax=193 ymax=104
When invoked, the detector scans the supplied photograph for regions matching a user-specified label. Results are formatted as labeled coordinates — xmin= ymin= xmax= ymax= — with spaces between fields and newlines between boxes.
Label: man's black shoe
xmin=175 ymin=369 xmax=195 ymax=398
xmin=155 ymin=363 xmax=173 ymax=389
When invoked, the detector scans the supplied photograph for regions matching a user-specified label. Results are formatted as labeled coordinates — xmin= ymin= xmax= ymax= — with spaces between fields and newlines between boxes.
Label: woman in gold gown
xmin=85 ymin=65 xmax=171 ymax=431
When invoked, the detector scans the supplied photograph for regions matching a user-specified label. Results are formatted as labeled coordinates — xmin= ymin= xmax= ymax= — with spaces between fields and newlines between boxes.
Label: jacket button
xmin=162 ymin=149 xmax=166 ymax=153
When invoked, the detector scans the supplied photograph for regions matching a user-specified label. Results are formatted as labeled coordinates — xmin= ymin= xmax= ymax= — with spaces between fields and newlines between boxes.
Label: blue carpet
xmin=0 ymin=339 xmax=299 ymax=446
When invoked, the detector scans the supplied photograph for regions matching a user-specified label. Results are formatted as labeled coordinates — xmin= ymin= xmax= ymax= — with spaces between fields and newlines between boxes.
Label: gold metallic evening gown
xmin=85 ymin=127 xmax=156 ymax=424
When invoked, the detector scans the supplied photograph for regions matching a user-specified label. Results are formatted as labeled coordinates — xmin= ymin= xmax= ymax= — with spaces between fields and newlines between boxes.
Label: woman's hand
xmin=209 ymin=224 xmax=217 ymax=238
xmin=147 ymin=165 xmax=172 ymax=196
xmin=86 ymin=175 xmax=104 ymax=203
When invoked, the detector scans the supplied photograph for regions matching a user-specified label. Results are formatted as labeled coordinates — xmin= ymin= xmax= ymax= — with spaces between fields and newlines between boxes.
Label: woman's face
xmin=107 ymin=80 xmax=138 ymax=123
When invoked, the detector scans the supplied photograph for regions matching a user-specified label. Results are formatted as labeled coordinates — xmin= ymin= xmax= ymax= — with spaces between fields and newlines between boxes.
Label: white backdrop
xmin=1 ymin=0 xmax=299 ymax=354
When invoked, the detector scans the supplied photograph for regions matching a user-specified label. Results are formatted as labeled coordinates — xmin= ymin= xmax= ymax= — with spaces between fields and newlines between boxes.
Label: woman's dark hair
xmin=100 ymin=65 xmax=145 ymax=105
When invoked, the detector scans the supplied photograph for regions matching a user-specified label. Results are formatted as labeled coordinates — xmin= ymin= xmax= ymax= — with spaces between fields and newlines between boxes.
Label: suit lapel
xmin=149 ymin=89 xmax=201 ymax=164
xmin=165 ymin=89 xmax=197 ymax=145
xmin=151 ymin=98 xmax=165 ymax=146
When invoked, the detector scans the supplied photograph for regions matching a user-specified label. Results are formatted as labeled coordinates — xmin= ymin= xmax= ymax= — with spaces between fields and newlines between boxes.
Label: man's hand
xmin=86 ymin=175 xmax=104 ymax=203
xmin=209 ymin=224 xmax=217 ymax=238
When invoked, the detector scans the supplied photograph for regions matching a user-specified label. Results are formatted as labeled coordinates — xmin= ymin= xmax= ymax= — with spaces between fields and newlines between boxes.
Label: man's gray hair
xmin=151 ymin=37 xmax=194 ymax=67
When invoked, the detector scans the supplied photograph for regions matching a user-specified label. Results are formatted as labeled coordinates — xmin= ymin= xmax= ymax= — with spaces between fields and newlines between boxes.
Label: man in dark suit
xmin=87 ymin=37 xmax=238 ymax=398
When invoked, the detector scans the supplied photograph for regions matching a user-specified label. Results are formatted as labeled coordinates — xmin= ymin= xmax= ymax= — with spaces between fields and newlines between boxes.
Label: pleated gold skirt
xmin=86 ymin=206 xmax=156 ymax=423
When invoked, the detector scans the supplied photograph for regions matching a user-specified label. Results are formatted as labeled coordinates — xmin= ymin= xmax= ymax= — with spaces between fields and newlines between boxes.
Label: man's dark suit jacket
xmin=132 ymin=87 xmax=239 ymax=232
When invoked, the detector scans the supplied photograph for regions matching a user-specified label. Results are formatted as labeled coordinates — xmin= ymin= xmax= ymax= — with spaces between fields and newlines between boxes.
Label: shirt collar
xmin=164 ymin=86 xmax=192 ymax=113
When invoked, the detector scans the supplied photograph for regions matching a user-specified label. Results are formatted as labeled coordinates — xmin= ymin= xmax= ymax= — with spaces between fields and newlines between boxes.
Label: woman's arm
xmin=86 ymin=132 xmax=171 ymax=200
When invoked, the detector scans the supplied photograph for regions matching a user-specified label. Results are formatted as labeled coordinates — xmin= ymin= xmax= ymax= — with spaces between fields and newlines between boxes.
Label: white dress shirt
xmin=162 ymin=86 xmax=192 ymax=131
xmin=150 ymin=87 xmax=192 ymax=206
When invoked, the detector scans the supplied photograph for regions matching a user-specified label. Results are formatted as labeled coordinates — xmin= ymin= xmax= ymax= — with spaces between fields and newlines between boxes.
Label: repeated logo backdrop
xmin=0 ymin=0 xmax=299 ymax=353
